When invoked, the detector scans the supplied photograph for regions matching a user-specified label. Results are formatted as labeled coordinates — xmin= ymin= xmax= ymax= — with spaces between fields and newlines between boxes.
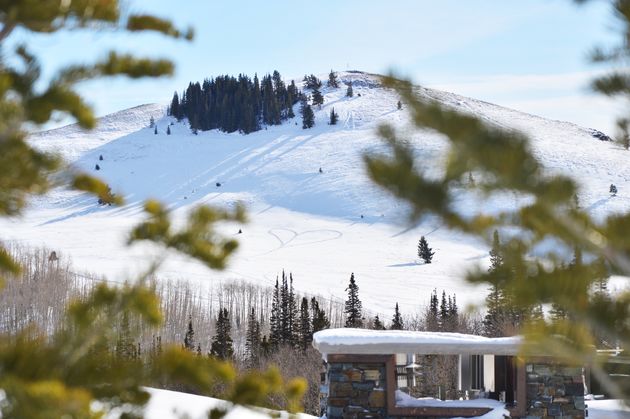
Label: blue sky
xmin=14 ymin=0 xmax=624 ymax=133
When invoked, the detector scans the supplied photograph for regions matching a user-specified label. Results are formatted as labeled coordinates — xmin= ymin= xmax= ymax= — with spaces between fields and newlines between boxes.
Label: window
xmin=471 ymin=355 xmax=484 ymax=390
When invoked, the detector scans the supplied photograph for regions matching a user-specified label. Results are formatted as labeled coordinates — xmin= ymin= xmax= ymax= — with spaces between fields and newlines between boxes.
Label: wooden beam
xmin=327 ymin=354 xmax=392 ymax=364
xmin=508 ymin=357 xmax=527 ymax=417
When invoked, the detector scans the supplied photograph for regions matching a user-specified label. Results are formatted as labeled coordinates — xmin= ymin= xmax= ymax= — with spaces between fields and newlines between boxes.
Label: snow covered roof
xmin=312 ymin=329 xmax=522 ymax=356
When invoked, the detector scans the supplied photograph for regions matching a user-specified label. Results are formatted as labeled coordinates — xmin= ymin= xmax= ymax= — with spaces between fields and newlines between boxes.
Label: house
xmin=312 ymin=329 xmax=587 ymax=418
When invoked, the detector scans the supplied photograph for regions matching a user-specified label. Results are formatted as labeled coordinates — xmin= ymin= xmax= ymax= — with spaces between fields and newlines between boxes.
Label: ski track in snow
xmin=6 ymin=71 xmax=630 ymax=316
xmin=266 ymin=228 xmax=343 ymax=253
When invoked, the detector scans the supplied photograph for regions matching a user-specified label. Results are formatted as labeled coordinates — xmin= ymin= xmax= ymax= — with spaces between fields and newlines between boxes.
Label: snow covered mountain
xmin=6 ymin=71 xmax=629 ymax=315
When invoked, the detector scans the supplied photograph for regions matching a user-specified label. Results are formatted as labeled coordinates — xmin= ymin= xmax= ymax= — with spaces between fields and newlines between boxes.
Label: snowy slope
xmin=30 ymin=103 xmax=166 ymax=162
xmin=4 ymin=71 xmax=629 ymax=316
xmin=142 ymin=388 xmax=316 ymax=419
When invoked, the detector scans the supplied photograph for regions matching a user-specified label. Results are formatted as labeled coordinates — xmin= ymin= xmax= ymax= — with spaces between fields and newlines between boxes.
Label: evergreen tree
xmin=245 ymin=308 xmax=261 ymax=366
xmin=344 ymin=273 xmax=363 ymax=328
xmin=210 ymin=308 xmax=234 ymax=360
xmin=298 ymin=297 xmax=312 ymax=350
xmin=312 ymin=75 xmax=322 ymax=89
xmin=273 ymin=70 xmax=291 ymax=121
xmin=280 ymin=271 xmax=290 ymax=344
xmin=261 ymin=73 xmax=281 ymax=125
xmin=372 ymin=314 xmax=385 ymax=330
xmin=329 ymin=107 xmax=338 ymax=125
xmin=115 ymin=311 xmax=134 ymax=360
xmin=288 ymin=79 xmax=299 ymax=99
xmin=312 ymin=87 xmax=324 ymax=108
xmin=149 ymin=116 xmax=155 ymax=128
xmin=489 ymin=230 xmax=503 ymax=271
xmin=253 ymin=74 xmax=262 ymax=122
xmin=169 ymin=91 xmax=181 ymax=120
xmin=346 ymin=83 xmax=353 ymax=97
xmin=391 ymin=303 xmax=404 ymax=330
xmin=311 ymin=297 xmax=330 ymax=333
xmin=327 ymin=70 xmax=339 ymax=88
xmin=183 ymin=315 xmax=195 ymax=351
xmin=418 ymin=236 xmax=435 ymax=263
xmin=303 ymin=74 xmax=322 ymax=90
xmin=301 ymin=103 xmax=315 ymax=129
xmin=426 ymin=289 xmax=440 ymax=331
xmin=260 ymin=335 xmax=271 ymax=358
xmin=269 ymin=278 xmax=281 ymax=348
xmin=287 ymin=94 xmax=295 ymax=118
xmin=445 ymin=294 xmax=459 ymax=332
xmin=430 ymin=289 xmax=439 ymax=317
xmin=483 ymin=230 xmax=513 ymax=336
xmin=180 ymin=89 xmax=187 ymax=118
xmin=439 ymin=291 xmax=449 ymax=330
xmin=272 ymin=70 xmax=285 ymax=93
xmin=276 ymin=271 xmax=299 ymax=346
xmin=288 ymin=273 xmax=298 ymax=346
xmin=484 ymin=232 xmax=508 ymax=336
xmin=287 ymin=80 xmax=299 ymax=119
xmin=448 ymin=295 xmax=458 ymax=318
xmin=483 ymin=285 xmax=507 ymax=337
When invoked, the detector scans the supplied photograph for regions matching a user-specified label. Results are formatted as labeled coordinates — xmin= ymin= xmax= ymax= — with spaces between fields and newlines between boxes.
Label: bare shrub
xmin=259 ymin=346 xmax=323 ymax=415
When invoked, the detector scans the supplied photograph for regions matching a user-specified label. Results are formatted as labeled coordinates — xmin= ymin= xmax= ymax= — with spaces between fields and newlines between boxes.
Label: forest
xmin=168 ymin=71 xmax=300 ymax=134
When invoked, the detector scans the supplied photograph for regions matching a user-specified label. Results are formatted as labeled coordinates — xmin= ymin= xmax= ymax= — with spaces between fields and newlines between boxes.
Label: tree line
xmin=168 ymin=70 xmax=300 ymax=134
xmin=168 ymin=70 xmax=350 ymax=134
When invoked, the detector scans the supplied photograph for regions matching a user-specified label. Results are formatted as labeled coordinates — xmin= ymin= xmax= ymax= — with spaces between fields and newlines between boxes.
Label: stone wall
xmin=324 ymin=355 xmax=586 ymax=419
xmin=326 ymin=360 xmax=387 ymax=419
xmin=525 ymin=361 xmax=586 ymax=418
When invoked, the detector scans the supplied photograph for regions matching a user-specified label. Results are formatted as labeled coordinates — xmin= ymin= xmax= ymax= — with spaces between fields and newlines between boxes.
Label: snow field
xmin=6 ymin=71 xmax=629 ymax=318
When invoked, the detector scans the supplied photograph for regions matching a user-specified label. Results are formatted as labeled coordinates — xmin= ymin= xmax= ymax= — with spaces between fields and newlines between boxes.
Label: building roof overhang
xmin=313 ymin=328 xmax=523 ymax=356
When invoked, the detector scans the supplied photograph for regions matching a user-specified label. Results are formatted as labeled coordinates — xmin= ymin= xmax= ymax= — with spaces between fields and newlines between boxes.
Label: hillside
xmin=5 ymin=71 xmax=629 ymax=315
